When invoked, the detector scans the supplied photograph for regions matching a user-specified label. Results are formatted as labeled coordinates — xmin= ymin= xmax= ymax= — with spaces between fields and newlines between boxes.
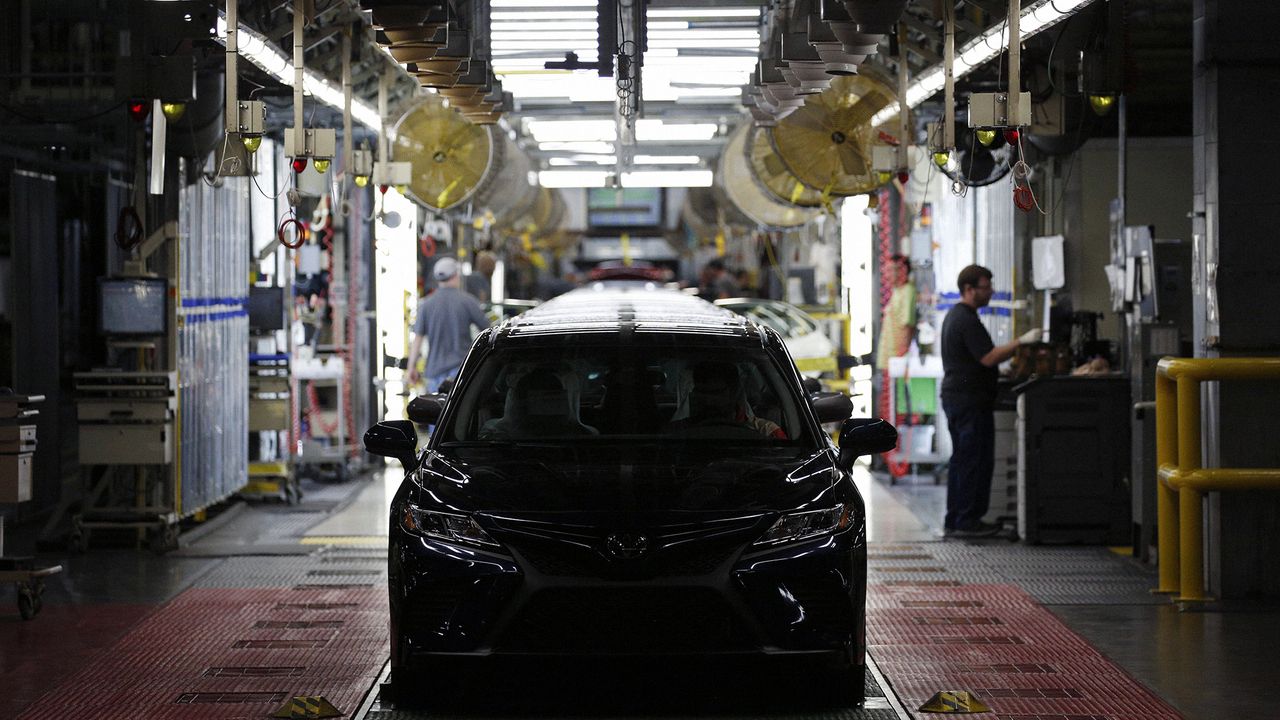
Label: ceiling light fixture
xmin=491 ymin=0 xmax=597 ymax=6
xmin=537 ymin=141 xmax=616 ymax=154
xmin=633 ymin=155 xmax=701 ymax=164
xmin=215 ymin=15 xmax=379 ymax=129
xmin=868 ymin=0 xmax=1099 ymax=127
xmin=621 ymin=170 xmax=713 ymax=187
xmin=647 ymin=8 xmax=761 ymax=18
xmin=527 ymin=119 xmax=618 ymax=142
xmin=634 ymin=120 xmax=718 ymax=141
xmin=538 ymin=170 xmax=611 ymax=188
xmin=492 ymin=10 xmax=597 ymax=20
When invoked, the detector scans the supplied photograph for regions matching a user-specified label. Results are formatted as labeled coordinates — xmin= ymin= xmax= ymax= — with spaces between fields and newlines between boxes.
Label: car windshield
xmin=439 ymin=344 xmax=813 ymax=445
xmin=727 ymin=303 xmax=819 ymax=337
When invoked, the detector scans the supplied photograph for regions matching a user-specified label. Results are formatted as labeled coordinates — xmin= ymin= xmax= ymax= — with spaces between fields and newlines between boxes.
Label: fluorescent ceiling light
xmin=647 ymin=8 xmax=761 ymax=17
xmin=635 ymin=120 xmax=718 ymax=142
xmin=621 ymin=170 xmax=713 ymax=187
xmin=671 ymin=86 xmax=742 ymax=97
xmin=549 ymin=155 xmax=617 ymax=166
xmin=539 ymin=170 xmax=611 ymax=188
xmin=493 ymin=41 xmax=598 ymax=50
xmin=538 ymin=141 xmax=616 ymax=154
xmin=868 ymin=0 xmax=1099 ymax=127
xmin=648 ymin=30 xmax=759 ymax=40
xmin=215 ymin=15 xmax=379 ymax=129
xmin=647 ymin=38 xmax=760 ymax=49
xmin=492 ymin=31 xmax=599 ymax=41
xmin=634 ymin=155 xmax=700 ymax=165
xmin=492 ymin=10 xmax=597 ymax=20
xmin=527 ymin=120 xmax=617 ymax=142
xmin=492 ymin=0 xmax=597 ymax=6
xmin=492 ymin=21 xmax=598 ymax=31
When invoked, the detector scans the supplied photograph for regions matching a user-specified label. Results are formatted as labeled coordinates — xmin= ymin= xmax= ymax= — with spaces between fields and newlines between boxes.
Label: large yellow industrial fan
xmin=391 ymin=98 xmax=493 ymax=211
xmin=748 ymin=126 xmax=825 ymax=207
xmin=770 ymin=72 xmax=906 ymax=196
xmin=681 ymin=185 xmax=752 ymax=241
xmin=718 ymin=124 xmax=820 ymax=228
xmin=472 ymin=132 xmax=539 ymax=230
xmin=508 ymin=187 xmax=566 ymax=237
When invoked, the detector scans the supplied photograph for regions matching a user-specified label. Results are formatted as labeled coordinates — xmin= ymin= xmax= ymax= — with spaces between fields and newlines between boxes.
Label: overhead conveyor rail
xmin=1154 ymin=357 xmax=1280 ymax=603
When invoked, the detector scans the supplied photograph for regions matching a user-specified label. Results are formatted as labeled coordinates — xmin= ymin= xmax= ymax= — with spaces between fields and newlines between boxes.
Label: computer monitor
xmin=99 ymin=277 xmax=167 ymax=336
xmin=248 ymin=286 xmax=286 ymax=331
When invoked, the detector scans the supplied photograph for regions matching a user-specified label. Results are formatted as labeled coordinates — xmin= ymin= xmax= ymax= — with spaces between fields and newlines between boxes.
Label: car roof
xmin=492 ymin=281 xmax=761 ymax=343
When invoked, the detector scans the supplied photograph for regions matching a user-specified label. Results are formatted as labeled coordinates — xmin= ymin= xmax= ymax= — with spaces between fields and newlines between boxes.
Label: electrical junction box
xmin=351 ymin=149 xmax=374 ymax=177
xmin=372 ymin=161 xmax=412 ymax=186
xmin=968 ymin=91 xmax=1032 ymax=128
xmin=871 ymin=144 xmax=897 ymax=172
xmin=284 ymin=127 xmax=337 ymax=159
xmin=236 ymin=100 xmax=266 ymax=136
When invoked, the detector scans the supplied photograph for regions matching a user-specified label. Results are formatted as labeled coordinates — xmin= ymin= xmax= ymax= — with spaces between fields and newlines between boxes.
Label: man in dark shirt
xmin=940 ymin=265 xmax=1041 ymax=537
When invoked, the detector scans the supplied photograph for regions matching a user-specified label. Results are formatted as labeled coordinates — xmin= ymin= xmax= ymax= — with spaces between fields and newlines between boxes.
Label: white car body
xmin=715 ymin=298 xmax=838 ymax=377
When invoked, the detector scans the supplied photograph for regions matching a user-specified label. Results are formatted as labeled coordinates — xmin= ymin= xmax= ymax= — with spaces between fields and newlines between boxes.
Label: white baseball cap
xmin=432 ymin=257 xmax=459 ymax=281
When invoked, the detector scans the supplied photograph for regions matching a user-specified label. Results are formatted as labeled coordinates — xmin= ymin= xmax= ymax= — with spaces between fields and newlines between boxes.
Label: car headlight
xmin=401 ymin=504 xmax=501 ymax=549
xmin=754 ymin=504 xmax=855 ymax=547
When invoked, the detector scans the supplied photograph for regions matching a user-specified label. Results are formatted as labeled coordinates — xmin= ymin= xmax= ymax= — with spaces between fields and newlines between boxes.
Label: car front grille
xmin=497 ymin=587 xmax=751 ymax=653
xmin=514 ymin=543 xmax=736 ymax=578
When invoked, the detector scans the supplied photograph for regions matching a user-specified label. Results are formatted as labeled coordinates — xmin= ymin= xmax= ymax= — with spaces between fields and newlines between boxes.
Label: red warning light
xmin=128 ymin=101 xmax=150 ymax=122
xmin=291 ymin=157 xmax=308 ymax=174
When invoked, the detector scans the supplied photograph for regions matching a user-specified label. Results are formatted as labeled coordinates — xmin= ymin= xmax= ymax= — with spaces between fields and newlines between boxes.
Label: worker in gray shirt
xmin=407 ymin=257 xmax=491 ymax=394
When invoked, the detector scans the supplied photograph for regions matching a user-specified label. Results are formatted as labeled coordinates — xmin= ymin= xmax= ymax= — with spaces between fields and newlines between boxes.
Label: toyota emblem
xmin=605 ymin=533 xmax=649 ymax=560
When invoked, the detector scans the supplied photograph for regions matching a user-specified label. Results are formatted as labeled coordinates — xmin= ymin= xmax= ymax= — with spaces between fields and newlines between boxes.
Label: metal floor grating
xmin=15 ymin=587 xmax=389 ymax=720
xmin=190 ymin=556 xmax=388 ymax=588
xmin=866 ymin=541 xmax=1165 ymax=606
xmin=867 ymin=582 xmax=1184 ymax=719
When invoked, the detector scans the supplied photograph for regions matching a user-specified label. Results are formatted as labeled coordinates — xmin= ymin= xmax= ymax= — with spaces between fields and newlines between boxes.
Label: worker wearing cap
xmin=407 ymin=257 xmax=490 ymax=394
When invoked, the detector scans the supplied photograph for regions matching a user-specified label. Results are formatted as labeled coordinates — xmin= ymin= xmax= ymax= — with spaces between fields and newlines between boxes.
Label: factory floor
xmin=1 ymin=466 xmax=1276 ymax=719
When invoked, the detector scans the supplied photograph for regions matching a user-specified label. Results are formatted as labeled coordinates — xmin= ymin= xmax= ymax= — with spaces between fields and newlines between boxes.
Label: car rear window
xmin=439 ymin=344 xmax=813 ymax=445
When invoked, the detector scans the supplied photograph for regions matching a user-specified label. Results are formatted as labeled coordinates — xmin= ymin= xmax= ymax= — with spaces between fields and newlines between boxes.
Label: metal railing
xmin=1155 ymin=357 xmax=1280 ymax=601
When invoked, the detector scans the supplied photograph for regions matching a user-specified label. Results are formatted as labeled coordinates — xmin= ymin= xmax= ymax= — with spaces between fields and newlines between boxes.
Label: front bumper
xmin=389 ymin=521 xmax=867 ymax=663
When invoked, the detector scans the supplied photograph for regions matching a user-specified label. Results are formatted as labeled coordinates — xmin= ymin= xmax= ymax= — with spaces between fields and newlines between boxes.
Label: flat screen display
xmin=99 ymin=278 xmax=167 ymax=336
xmin=248 ymin=286 xmax=286 ymax=331
xmin=587 ymin=187 xmax=663 ymax=228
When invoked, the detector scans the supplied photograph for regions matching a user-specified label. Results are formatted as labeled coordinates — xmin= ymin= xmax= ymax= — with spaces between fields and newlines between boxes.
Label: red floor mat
xmin=869 ymin=583 xmax=1184 ymax=720
xmin=15 ymin=586 xmax=387 ymax=720
xmin=1 ymin=603 xmax=157 ymax=719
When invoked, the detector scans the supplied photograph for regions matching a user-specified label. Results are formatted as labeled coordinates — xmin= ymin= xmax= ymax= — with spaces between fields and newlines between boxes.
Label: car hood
xmin=414 ymin=444 xmax=839 ymax=515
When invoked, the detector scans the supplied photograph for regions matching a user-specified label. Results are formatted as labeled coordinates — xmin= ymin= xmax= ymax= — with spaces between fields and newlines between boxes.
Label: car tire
xmin=391 ymin=658 xmax=466 ymax=710
xmin=820 ymin=657 xmax=866 ymax=707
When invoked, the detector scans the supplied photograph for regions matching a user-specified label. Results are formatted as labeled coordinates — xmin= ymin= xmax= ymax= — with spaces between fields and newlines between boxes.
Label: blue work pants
xmin=942 ymin=396 xmax=995 ymax=531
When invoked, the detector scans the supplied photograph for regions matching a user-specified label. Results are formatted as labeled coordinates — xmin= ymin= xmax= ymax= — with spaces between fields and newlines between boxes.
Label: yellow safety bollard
xmin=1154 ymin=371 xmax=1178 ymax=594
xmin=1155 ymin=357 xmax=1280 ymax=604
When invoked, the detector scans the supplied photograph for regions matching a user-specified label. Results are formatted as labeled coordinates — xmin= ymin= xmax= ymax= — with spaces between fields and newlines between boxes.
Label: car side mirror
xmin=802 ymin=376 xmax=822 ymax=395
xmin=364 ymin=419 xmax=419 ymax=470
xmin=810 ymin=391 xmax=853 ymax=424
xmin=837 ymin=418 xmax=898 ymax=470
xmin=407 ymin=393 xmax=447 ymax=425
xmin=436 ymin=377 xmax=456 ymax=395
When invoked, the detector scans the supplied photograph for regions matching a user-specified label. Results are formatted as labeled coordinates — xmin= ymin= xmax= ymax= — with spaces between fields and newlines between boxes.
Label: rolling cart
xmin=1 ymin=391 xmax=62 ymax=619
